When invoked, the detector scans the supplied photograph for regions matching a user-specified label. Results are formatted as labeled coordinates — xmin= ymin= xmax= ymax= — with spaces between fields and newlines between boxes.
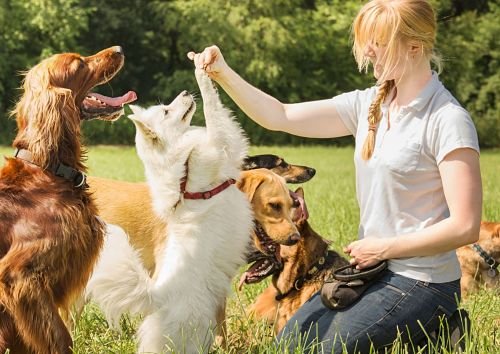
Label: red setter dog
xmin=0 ymin=47 xmax=136 ymax=354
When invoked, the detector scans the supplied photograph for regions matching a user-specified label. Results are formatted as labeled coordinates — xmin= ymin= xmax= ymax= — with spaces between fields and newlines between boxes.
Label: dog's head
xmin=237 ymin=169 xmax=304 ymax=287
xmin=12 ymin=46 xmax=136 ymax=168
xmin=128 ymin=91 xmax=196 ymax=154
xmin=242 ymin=154 xmax=316 ymax=184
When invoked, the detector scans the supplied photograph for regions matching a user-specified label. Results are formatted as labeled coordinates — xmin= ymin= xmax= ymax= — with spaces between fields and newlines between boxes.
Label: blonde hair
xmin=352 ymin=0 xmax=441 ymax=160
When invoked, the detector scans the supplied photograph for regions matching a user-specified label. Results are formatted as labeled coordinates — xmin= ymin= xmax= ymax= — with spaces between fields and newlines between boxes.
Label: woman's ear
xmin=407 ymin=41 xmax=423 ymax=59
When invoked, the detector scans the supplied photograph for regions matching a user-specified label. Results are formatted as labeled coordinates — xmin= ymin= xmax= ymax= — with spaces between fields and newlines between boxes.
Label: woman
xmin=188 ymin=0 xmax=482 ymax=352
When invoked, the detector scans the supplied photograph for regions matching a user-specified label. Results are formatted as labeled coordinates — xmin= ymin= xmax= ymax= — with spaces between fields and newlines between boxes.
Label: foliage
xmin=0 ymin=0 xmax=498 ymax=147
xmin=0 ymin=0 xmax=92 ymax=143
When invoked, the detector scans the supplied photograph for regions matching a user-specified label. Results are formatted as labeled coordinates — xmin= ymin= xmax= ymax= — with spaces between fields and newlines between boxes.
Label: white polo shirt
xmin=332 ymin=72 xmax=479 ymax=283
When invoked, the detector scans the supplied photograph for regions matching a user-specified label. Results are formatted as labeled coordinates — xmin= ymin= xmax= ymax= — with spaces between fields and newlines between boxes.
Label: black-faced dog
xmin=243 ymin=154 xmax=316 ymax=184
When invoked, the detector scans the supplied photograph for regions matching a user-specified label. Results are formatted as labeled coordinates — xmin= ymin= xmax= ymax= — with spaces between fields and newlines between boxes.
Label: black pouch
xmin=320 ymin=261 xmax=387 ymax=310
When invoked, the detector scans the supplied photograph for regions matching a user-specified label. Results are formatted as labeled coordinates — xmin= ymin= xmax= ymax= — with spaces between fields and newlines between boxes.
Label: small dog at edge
xmin=87 ymin=69 xmax=253 ymax=354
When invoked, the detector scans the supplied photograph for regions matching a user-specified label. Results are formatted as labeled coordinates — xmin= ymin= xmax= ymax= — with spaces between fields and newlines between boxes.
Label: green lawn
xmin=0 ymin=145 xmax=499 ymax=353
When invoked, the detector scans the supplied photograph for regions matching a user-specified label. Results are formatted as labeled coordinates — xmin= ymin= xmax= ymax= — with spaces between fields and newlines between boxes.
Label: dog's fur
xmin=457 ymin=221 xmax=500 ymax=298
xmin=247 ymin=188 xmax=348 ymax=333
xmin=86 ymin=70 xmax=292 ymax=353
xmin=0 ymin=47 xmax=133 ymax=354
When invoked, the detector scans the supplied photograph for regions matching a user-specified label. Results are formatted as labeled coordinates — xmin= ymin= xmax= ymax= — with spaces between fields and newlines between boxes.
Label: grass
xmin=0 ymin=145 xmax=499 ymax=353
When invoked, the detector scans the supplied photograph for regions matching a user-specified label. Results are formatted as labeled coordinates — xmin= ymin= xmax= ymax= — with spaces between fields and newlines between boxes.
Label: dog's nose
xmin=308 ymin=168 xmax=316 ymax=177
xmin=112 ymin=46 xmax=124 ymax=55
xmin=286 ymin=232 xmax=300 ymax=245
xmin=182 ymin=90 xmax=190 ymax=97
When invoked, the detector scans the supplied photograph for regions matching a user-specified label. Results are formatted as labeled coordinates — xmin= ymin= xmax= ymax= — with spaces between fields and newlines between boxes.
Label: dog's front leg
xmin=194 ymin=69 xmax=247 ymax=162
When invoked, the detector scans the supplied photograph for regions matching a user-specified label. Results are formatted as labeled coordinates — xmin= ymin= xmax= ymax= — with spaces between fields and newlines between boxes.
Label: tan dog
xmin=457 ymin=221 xmax=500 ymax=298
xmin=247 ymin=188 xmax=348 ymax=333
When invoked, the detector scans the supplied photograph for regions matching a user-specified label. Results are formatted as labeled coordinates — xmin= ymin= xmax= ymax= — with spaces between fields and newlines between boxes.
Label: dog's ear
xmin=237 ymin=171 xmax=265 ymax=202
xmin=294 ymin=187 xmax=304 ymax=199
xmin=129 ymin=118 xmax=158 ymax=140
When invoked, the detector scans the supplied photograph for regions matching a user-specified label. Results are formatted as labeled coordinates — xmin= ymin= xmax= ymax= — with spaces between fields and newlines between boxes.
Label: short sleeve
xmin=331 ymin=87 xmax=376 ymax=135
xmin=432 ymin=105 xmax=480 ymax=165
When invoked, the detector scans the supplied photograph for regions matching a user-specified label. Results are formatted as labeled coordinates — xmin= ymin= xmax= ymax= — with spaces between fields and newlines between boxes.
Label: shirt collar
xmin=380 ymin=71 xmax=442 ymax=113
xmin=406 ymin=71 xmax=442 ymax=112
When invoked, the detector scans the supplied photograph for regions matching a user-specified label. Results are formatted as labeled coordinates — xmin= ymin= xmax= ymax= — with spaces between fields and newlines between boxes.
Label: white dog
xmin=87 ymin=69 xmax=253 ymax=353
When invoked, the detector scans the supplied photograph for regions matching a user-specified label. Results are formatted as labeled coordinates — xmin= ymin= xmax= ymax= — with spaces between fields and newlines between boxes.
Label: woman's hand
xmin=344 ymin=238 xmax=392 ymax=269
xmin=187 ymin=45 xmax=228 ymax=80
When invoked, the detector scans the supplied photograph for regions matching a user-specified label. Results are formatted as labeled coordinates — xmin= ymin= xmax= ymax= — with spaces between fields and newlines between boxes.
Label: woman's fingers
xmin=187 ymin=45 xmax=223 ymax=75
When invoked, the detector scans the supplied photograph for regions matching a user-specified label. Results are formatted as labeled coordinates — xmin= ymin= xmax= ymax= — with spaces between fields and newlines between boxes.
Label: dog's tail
xmin=86 ymin=224 xmax=155 ymax=327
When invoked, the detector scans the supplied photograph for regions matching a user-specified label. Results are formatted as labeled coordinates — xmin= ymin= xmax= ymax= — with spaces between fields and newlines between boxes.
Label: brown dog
xmin=248 ymin=188 xmax=348 ymax=333
xmin=0 ymin=47 xmax=135 ymax=354
xmin=457 ymin=221 xmax=500 ymax=298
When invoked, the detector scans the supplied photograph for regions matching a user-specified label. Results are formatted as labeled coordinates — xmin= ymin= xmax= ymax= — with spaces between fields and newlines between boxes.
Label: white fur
xmin=86 ymin=224 xmax=154 ymax=327
xmin=87 ymin=70 xmax=253 ymax=353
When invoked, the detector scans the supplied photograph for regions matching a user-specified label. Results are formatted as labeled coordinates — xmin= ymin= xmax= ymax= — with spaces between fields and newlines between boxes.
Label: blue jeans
xmin=276 ymin=270 xmax=461 ymax=353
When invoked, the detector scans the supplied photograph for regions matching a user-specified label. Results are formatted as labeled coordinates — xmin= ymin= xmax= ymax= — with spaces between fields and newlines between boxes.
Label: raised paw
xmin=195 ymin=68 xmax=217 ymax=94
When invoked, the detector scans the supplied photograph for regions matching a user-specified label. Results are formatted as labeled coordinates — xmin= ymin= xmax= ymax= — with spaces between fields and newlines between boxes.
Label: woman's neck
xmin=393 ymin=60 xmax=432 ymax=108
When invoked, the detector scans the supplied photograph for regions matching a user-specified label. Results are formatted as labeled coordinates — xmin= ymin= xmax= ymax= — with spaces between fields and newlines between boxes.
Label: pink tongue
xmin=238 ymin=273 xmax=249 ymax=291
xmin=89 ymin=91 xmax=137 ymax=107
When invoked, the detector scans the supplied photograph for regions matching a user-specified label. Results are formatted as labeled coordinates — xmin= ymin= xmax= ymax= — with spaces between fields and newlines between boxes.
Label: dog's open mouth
xmin=238 ymin=221 xmax=282 ymax=290
xmin=81 ymin=91 xmax=137 ymax=121
xmin=238 ymin=192 xmax=310 ymax=290
xmin=181 ymin=101 xmax=196 ymax=122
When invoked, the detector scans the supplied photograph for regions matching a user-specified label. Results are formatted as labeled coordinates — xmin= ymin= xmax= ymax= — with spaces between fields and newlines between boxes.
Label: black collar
xmin=472 ymin=243 xmax=499 ymax=271
xmin=275 ymin=249 xmax=337 ymax=301
xmin=14 ymin=148 xmax=87 ymax=189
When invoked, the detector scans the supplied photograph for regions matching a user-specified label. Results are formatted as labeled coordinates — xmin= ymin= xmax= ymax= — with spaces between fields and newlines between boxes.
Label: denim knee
xmin=276 ymin=271 xmax=461 ymax=354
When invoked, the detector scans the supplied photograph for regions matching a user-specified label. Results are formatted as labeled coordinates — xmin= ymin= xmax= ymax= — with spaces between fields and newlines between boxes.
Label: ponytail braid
xmin=361 ymin=80 xmax=395 ymax=160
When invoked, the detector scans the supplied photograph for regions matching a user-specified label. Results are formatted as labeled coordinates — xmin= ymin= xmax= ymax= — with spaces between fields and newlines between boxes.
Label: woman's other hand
xmin=187 ymin=45 xmax=228 ymax=80
xmin=344 ymin=238 xmax=392 ymax=269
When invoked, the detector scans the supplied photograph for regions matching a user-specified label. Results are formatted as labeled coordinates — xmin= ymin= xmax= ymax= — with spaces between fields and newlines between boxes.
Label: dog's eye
xmin=163 ymin=108 xmax=169 ymax=117
xmin=269 ymin=202 xmax=282 ymax=212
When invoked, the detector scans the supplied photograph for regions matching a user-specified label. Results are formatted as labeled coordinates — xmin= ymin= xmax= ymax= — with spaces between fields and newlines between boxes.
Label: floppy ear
xmin=13 ymin=69 xmax=78 ymax=169
xmin=237 ymin=171 xmax=265 ymax=202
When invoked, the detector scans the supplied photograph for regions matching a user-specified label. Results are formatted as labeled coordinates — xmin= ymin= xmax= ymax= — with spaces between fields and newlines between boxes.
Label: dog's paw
xmin=195 ymin=68 xmax=217 ymax=92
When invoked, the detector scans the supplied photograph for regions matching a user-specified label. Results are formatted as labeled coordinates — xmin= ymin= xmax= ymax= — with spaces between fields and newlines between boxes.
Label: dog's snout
xmin=286 ymin=233 xmax=301 ymax=245
xmin=112 ymin=46 xmax=124 ymax=55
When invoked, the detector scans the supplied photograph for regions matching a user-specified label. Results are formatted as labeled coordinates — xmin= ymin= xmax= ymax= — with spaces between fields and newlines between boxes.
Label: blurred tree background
xmin=0 ymin=0 xmax=498 ymax=147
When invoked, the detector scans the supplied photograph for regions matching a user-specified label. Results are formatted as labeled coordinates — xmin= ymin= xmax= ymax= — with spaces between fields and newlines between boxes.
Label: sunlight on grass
xmin=0 ymin=145 xmax=498 ymax=353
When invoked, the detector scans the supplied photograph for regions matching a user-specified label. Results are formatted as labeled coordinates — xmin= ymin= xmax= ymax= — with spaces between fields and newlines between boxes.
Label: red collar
xmin=180 ymin=161 xmax=236 ymax=200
